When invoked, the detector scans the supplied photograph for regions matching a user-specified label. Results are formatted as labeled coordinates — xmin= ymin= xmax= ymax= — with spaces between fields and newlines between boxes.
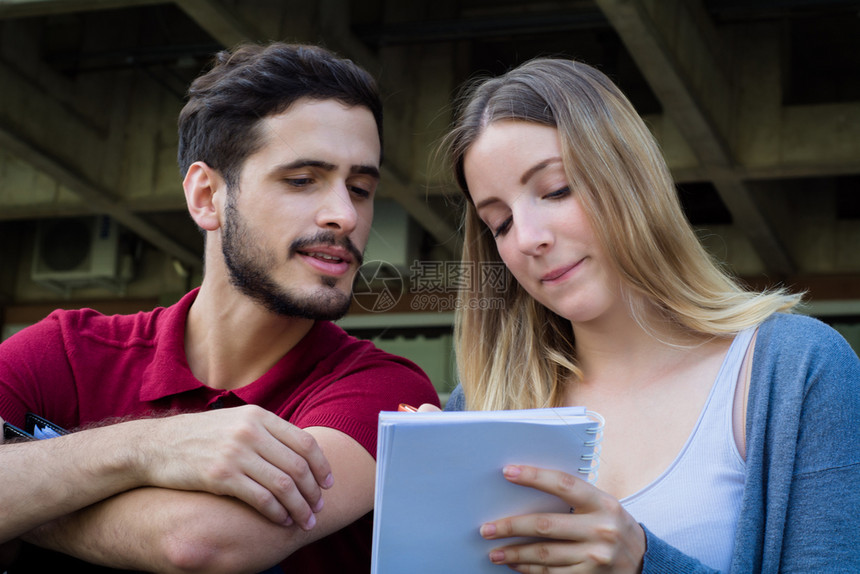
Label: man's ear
xmin=184 ymin=161 xmax=225 ymax=231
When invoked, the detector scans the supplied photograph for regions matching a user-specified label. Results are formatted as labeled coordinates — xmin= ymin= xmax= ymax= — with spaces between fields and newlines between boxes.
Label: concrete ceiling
xmin=1 ymin=0 xmax=859 ymax=308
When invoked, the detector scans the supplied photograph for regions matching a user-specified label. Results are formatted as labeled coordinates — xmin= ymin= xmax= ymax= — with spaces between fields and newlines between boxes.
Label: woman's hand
xmin=417 ymin=403 xmax=442 ymax=412
xmin=479 ymin=464 xmax=645 ymax=573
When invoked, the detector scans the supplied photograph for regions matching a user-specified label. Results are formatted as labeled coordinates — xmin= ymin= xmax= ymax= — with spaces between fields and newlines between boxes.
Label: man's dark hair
xmin=177 ymin=42 xmax=383 ymax=187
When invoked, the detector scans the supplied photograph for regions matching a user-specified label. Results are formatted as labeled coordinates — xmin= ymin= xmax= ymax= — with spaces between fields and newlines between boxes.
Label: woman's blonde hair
xmin=443 ymin=58 xmax=801 ymax=411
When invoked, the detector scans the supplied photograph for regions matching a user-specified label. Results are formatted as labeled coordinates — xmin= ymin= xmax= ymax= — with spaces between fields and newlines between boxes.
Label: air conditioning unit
xmin=31 ymin=215 xmax=122 ymax=293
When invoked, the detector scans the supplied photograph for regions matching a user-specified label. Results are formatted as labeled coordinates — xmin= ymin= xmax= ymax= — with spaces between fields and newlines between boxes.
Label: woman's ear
xmin=183 ymin=161 xmax=224 ymax=231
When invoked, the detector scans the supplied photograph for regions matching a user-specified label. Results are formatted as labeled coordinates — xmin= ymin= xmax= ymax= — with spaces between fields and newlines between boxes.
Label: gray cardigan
xmin=445 ymin=313 xmax=860 ymax=572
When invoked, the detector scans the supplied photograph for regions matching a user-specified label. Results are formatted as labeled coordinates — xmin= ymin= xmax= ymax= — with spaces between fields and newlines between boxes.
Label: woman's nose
xmin=513 ymin=211 xmax=553 ymax=256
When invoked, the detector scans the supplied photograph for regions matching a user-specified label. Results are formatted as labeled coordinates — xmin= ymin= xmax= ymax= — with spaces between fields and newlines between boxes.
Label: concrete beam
xmin=379 ymin=166 xmax=458 ymax=257
xmin=316 ymin=0 xmax=381 ymax=74
xmin=596 ymin=0 xmax=796 ymax=275
xmin=173 ymin=0 xmax=264 ymax=47
xmin=0 ymin=0 xmax=165 ymax=18
xmin=0 ymin=122 xmax=202 ymax=270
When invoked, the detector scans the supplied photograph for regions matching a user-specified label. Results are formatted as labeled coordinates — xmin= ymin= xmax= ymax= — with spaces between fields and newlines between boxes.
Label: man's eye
xmin=285 ymin=177 xmax=313 ymax=187
xmin=350 ymin=185 xmax=372 ymax=199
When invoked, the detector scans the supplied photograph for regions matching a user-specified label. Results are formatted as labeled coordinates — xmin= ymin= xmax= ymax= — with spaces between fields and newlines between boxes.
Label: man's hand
xmin=133 ymin=405 xmax=333 ymax=530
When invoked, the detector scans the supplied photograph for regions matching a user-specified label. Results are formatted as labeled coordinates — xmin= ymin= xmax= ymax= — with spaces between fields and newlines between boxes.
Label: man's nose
xmin=317 ymin=184 xmax=359 ymax=235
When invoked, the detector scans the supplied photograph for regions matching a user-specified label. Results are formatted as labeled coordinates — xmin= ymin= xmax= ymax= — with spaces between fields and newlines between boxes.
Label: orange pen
xmin=398 ymin=403 xmax=418 ymax=412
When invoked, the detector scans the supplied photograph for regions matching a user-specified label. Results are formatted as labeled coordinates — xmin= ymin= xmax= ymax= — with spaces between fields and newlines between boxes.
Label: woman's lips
xmin=541 ymin=259 xmax=583 ymax=283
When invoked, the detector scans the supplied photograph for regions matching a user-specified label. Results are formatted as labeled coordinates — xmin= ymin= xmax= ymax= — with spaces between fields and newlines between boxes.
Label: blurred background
xmin=1 ymin=0 xmax=859 ymax=399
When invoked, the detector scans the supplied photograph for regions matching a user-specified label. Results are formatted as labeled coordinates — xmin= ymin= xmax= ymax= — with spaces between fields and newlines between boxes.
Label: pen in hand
xmin=398 ymin=404 xmax=418 ymax=412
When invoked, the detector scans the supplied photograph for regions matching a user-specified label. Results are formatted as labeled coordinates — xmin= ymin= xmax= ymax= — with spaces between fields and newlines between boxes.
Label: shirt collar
xmin=139 ymin=289 xmax=205 ymax=402
xmin=138 ymin=290 xmax=340 ymax=404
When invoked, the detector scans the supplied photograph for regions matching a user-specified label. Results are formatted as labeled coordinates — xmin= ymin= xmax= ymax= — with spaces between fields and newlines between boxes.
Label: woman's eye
xmin=493 ymin=217 xmax=512 ymax=238
xmin=545 ymin=186 xmax=570 ymax=199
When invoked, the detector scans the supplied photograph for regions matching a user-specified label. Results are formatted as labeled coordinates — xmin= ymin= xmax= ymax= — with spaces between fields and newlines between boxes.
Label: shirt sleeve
xmin=289 ymin=347 xmax=439 ymax=459
xmin=443 ymin=384 xmax=465 ymax=411
xmin=641 ymin=525 xmax=720 ymax=573
xmin=0 ymin=312 xmax=78 ymax=429
xmin=769 ymin=317 xmax=860 ymax=572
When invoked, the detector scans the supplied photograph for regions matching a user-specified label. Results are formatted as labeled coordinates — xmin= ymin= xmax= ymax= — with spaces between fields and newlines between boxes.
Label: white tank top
xmin=621 ymin=327 xmax=754 ymax=572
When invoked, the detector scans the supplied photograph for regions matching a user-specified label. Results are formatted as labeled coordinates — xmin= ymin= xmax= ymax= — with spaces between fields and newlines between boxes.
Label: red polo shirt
xmin=0 ymin=288 xmax=439 ymax=572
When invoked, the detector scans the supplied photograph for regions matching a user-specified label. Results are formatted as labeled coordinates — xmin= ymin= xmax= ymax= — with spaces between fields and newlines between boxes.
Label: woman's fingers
xmin=500 ymin=464 xmax=600 ymax=511
xmin=481 ymin=511 xmax=592 ymax=541
xmin=417 ymin=403 xmax=442 ymax=412
xmin=481 ymin=464 xmax=647 ymax=573
xmin=487 ymin=539 xmax=596 ymax=569
xmin=486 ymin=535 xmax=640 ymax=573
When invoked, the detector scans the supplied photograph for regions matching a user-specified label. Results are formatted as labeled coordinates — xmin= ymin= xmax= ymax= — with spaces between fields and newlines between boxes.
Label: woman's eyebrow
xmin=520 ymin=157 xmax=563 ymax=185
xmin=474 ymin=157 xmax=564 ymax=211
xmin=475 ymin=196 xmax=500 ymax=211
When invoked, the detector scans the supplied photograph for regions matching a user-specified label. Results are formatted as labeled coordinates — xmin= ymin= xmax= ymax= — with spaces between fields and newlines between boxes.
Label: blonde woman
xmin=439 ymin=58 xmax=860 ymax=572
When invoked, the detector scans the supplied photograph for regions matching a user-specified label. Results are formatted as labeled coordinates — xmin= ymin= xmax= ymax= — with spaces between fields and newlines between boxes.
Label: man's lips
xmin=290 ymin=232 xmax=364 ymax=276
xmin=296 ymin=246 xmax=352 ymax=264
xmin=295 ymin=246 xmax=355 ymax=276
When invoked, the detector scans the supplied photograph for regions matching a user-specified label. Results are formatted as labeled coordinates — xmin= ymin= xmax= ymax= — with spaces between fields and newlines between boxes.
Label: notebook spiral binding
xmin=579 ymin=410 xmax=605 ymax=484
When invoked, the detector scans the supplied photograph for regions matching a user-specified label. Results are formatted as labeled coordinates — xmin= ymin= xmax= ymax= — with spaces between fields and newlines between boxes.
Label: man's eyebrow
xmin=520 ymin=157 xmax=562 ymax=185
xmin=351 ymin=165 xmax=380 ymax=180
xmin=277 ymin=160 xmax=380 ymax=180
xmin=279 ymin=159 xmax=336 ymax=172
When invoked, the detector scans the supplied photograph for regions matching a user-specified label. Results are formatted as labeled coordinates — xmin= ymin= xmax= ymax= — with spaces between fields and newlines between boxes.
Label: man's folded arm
xmin=23 ymin=426 xmax=376 ymax=574
xmin=0 ymin=404 xmax=334 ymax=549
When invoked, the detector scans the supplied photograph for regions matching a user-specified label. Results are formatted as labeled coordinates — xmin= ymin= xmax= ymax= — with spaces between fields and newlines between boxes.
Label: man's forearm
xmin=0 ymin=425 xmax=142 ymax=543
xmin=24 ymin=487 xmax=304 ymax=574
xmin=1 ymin=405 xmax=335 ymax=546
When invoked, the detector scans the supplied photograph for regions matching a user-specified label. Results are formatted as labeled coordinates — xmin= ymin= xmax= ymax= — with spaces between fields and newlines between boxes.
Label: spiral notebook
xmin=3 ymin=413 xmax=69 ymax=441
xmin=371 ymin=407 xmax=603 ymax=574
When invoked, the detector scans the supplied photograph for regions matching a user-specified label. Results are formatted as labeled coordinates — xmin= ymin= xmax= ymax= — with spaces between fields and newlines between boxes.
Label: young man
xmin=0 ymin=42 xmax=439 ymax=573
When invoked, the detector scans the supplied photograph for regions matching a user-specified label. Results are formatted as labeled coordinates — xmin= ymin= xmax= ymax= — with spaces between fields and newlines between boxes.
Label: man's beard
xmin=221 ymin=193 xmax=363 ymax=320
